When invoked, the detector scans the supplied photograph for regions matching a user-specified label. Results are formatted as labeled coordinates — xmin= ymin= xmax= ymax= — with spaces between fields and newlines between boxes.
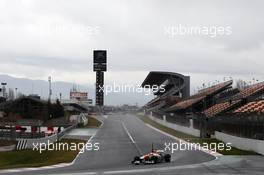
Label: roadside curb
xmin=0 ymin=145 xmax=16 ymax=152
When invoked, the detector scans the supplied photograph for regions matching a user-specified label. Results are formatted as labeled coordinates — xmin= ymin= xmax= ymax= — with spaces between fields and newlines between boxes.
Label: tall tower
xmin=93 ymin=50 xmax=107 ymax=106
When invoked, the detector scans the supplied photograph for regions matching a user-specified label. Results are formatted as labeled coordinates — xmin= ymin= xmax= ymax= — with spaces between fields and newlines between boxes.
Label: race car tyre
xmin=133 ymin=156 xmax=140 ymax=162
xmin=150 ymin=156 xmax=158 ymax=164
xmin=164 ymin=154 xmax=171 ymax=162
xmin=132 ymin=156 xmax=141 ymax=165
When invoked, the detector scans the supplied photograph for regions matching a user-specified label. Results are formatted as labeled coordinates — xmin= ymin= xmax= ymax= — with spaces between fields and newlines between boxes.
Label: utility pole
xmin=15 ymin=88 xmax=18 ymax=99
xmin=59 ymin=93 xmax=62 ymax=102
xmin=1 ymin=83 xmax=7 ymax=99
xmin=48 ymin=76 xmax=52 ymax=101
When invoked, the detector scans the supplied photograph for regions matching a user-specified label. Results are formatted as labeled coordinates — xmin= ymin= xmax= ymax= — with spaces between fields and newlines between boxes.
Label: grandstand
xmin=143 ymin=74 xmax=264 ymax=117
xmin=142 ymin=73 xmax=264 ymax=140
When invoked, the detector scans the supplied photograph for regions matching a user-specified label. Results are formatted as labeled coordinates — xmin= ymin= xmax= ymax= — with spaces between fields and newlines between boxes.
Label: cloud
xmin=0 ymin=0 xmax=264 ymax=89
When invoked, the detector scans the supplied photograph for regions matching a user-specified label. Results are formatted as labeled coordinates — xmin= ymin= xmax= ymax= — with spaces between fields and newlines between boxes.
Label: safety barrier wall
xmin=148 ymin=113 xmax=200 ymax=137
xmin=215 ymin=131 xmax=264 ymax=155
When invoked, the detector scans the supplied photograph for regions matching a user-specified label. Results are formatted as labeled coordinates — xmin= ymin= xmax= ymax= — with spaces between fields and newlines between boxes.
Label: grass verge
xmin=137 ymin=113 xmax=258 ymax=155
xmin=0 ymin=138 xmax=85 ymax=170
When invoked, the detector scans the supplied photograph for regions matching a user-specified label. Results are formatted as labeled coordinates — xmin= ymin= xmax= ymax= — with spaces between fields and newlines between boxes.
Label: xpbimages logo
xmin=32 ymin=140 xmax=100 ymax=154
xmin=98 ymin=83 xmax=166 ymax=96
xmin=164 ymin=140 xmax=232 ymax=153
xmin=164 ymin=24 xmax=232 ymax=38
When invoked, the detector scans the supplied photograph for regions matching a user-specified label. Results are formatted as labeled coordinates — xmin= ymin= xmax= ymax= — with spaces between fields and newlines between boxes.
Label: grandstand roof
xmin=142 ymin=71 xmax=190 ymax=110
xmin=141 ymin=71 xmax=188 ymax=87
xmin=166 ymin=80 xmax=233 ymax=111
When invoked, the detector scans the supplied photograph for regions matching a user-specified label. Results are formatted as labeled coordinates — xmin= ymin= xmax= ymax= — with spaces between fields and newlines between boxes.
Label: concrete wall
xmin=215 ymin=131 xmax=264 ymax=155
xmin=148 ymin=114 xmax=200 ymax=137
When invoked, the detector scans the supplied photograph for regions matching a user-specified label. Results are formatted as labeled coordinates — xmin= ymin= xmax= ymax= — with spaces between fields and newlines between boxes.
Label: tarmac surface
xmin=1 ymin=113 xmax=264 ymax=175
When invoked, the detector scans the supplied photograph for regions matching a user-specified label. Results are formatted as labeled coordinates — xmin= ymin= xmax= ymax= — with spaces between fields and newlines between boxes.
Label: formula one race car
xmin=131 ymin=145 xmax=171 ymax=165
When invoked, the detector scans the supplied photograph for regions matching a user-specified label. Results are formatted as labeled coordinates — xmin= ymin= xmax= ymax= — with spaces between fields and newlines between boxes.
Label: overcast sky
xmin=0 ymin=0 xmax=264 ymax=96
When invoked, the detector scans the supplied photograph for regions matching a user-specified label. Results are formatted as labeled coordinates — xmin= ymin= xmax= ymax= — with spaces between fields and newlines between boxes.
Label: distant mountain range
xmin=0 ymin=74 xmax=152 ymax=106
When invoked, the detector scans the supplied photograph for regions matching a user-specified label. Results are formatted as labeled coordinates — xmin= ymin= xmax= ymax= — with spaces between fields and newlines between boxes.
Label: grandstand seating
xmin=203 ymin=82 xmax=264 ymax=117
xmin=204 ymin=100 xmax=241 ymax=117
xmin=232 ymin=82 xmax=264 ymax=99
xmin=234 ymin=100 xmax=264 ymax=113
xmin=170 ymin=96 xmax=205 ymax=110
xmin=191 ymin=80 xmax=233 ymax=99
xmin=167 ymin=80 xmax=233 ymax=111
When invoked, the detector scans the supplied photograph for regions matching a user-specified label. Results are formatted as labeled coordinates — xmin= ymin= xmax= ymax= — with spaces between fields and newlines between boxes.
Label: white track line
xmin=122 ymin=122 xmax=135 ymax=143
xmin=121 ymin=121 xmax=143 ymax=155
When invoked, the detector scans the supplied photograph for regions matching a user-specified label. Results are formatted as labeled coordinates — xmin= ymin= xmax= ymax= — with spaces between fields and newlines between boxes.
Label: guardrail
xmin=57 ymin=124 xmax=77 ymax=139
xmin=16 ymin=124 xmax=77 ymax=150
xmin=0 ymin=131 xmax=45 ymax=140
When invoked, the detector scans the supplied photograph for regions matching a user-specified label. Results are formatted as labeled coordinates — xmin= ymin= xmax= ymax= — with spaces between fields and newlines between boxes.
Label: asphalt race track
xmin=1 ymin=113 xmax=264 ymax=175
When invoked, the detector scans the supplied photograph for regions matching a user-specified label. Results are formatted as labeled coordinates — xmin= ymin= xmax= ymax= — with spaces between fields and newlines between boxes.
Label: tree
xmin=47 ymin=100 xmax=52 ymax=120
xmin=17 ymin=92 xmax=24 ymax=99
xmin=47 ymin=99 xmax=64 ymax=120
xmin=53 ymin=99 xmax=64 ymax=118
